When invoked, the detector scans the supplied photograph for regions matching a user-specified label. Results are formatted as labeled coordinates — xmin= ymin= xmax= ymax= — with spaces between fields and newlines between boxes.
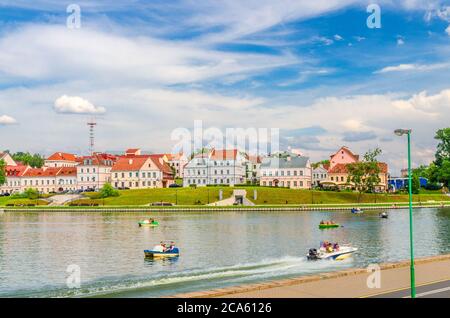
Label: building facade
xmin=111 ymin=154 xmax=174 ymax=189
xmin=77 ymin=153 xmax=117 ymax=191
xmin=44 ymin=152 xmax=79 ymax=168
xmin=260 ymin=153 xmax=312 ymax=189
xmin=312 ymin=164 xmax=328 ymax=187
xmin=183 ymin=149 xmax=247 ymax=187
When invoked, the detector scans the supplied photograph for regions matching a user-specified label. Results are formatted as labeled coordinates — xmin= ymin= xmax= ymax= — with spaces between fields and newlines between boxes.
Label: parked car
xmin=169 ymin=183 xmax=182 ymax=188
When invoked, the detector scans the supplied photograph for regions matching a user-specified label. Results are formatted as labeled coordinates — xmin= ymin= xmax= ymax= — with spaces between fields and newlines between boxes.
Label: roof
xmin=5 ymin=165 xmax=28 ymax=177
xmin=328 ymin=162 xmax=388 ymax=174
xmin=23 ymin=167 xmax=61 ymax=177
xmin=46 ymin=152 xmax=77 ymax=162
xmin=210 ymin=149 xmax=238 ymax=160
xmin=111 ymin=156 xmax=150 ymax=171
xmin=149 ymin=155 xmax=174 ymax=176
xmin=57 ymin=167 xmax=77 ymax=176
xmin=260 ymin=156 xmax=310 ymax=169
xmin=245 ymin=154 xmax=262 ymax=164
xmin=330 ymin=146 xmax=359 ymax=161
xmin=78 ymin=153 xmax=117 ymax=166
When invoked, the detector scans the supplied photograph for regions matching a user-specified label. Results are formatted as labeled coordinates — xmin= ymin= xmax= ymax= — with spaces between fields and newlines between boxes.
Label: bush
xmin=99 ymin=183 xmax=119 ymax=198
xmin=24 ymin=188 xmax=39 ymax=200
xmin=424 ymin=183 xmax=443 ymax=191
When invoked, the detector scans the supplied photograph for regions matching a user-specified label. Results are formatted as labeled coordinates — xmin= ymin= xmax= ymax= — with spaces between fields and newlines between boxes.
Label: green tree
xmin=434 ymin=128 xmax=450 ymax=166
xmin=407 ymin=173 xmax=421 ymax=194
xmin=312 ymin=160 xmax=330 ymax=169
xmin=0 ymin=159 xmax=6 ymax=186
xmin=11 ymin=152 xmax=44 ymax=168
xmin=437 ymin=159 xmax=450 ymax=188
xmin=347 ymin=148 xmax=382 ymax=201
xmin=100 ymin=183 xmax=120 ymax=198
xmin=24 ymin=188 xmax=39 ymax=200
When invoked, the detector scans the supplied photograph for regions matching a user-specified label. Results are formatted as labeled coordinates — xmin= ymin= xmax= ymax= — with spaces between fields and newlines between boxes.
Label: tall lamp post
xmin=394 ymin=128 xmax=416 ymax=298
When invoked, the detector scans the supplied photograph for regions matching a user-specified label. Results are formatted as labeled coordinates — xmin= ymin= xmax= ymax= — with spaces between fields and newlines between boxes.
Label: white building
xmin=44 ymin=152 xmax=79 ymax=168
xmin=77 ymin=153 xmax=117 ymax=191
xmin=312 ymin=164 xmax=328 ymax=187
xmin=260 ymin=152 xmax=312 ymax=189
xmin=183 ymin=149 xmax=246 ymax=187
xmin=165 ymin=153 xmax=189 ymax=178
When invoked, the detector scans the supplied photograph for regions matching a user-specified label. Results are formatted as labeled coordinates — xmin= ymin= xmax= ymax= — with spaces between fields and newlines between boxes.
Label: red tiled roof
xmin=47 ymin=152 xmax=77 ymax=162
xmin=5 ymin=165 xmax=28 ymax=177
xmin=111 ymin=156 xmax=150 ymax=171
xmin=23 ymin=167 xmax=60 ymax=177
xmin=210 ymin=149 xmax=238 ymax=160
xmin=57 ymin=167 xmax=77 ymax=176
xmin=149 ymin=155 xmax=174 ymax=179
xmin=78 ymin=153 xmax=117 ymax=166
xmin=328 ymin=162 xmax=388 ymax=174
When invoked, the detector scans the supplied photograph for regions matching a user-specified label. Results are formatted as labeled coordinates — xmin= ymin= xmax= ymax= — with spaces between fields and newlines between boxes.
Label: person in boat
xmin=333 ymin=243 xmax=340 ymax=251
xmin=167 ymin=242 xmax=176 ymax=252
xmin=320 ymin=220 xmax=324 ymax=225
xmin=152 ymin=242 xmax=165 ymax=252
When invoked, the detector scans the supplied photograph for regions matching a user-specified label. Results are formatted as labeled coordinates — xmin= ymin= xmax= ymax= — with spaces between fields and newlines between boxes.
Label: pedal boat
xmin=307 ymin=245 xmax=357 ymax=261
xmin=351 ymin=208 xmax=363 ymax=214
xmin=138 ymin=220 xmax=159 ymax=227
xmin=144 ymin=248 xmax=179 ymax=258
xmin=318 ymin=223 xmax=340 ymax=229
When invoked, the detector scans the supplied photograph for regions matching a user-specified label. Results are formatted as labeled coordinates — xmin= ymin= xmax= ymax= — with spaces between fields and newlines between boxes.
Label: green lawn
xmin=0 ymin=196 xmax=49 ymax=206
xmin=66 ymin=186 xmax=450 ymax=206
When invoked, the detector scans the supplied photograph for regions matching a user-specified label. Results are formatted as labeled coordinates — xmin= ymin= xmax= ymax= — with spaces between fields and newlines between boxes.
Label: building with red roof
xmin=76 ymin=153 xmax=117 ymax=191
xmin=321 ymin=147 xmax=389 ymax=192
xmin=111 ymin=150 xmax=174 ymax=189
xmin=44 ymin=152 xmax=79 ymax=168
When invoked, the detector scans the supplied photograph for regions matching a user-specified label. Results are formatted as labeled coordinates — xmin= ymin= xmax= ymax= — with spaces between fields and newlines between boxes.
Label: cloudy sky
xmin=0 ymin=0 xmax=450 ymax=174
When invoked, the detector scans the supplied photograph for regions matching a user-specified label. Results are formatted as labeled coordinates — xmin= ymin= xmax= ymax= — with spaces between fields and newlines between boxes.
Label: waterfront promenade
xmin=172 ymin=254 xmax=450 ymax=298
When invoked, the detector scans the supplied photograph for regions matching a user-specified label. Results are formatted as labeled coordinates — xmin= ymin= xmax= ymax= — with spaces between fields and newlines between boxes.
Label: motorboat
xmin=318 ymin=223 xmax=340 ymax=229
xmin=380 ymin=212 xmax=388 ymax=219
xmin=138 ymin=219 xmax=159 ymax=227
xmin=307 ymin=244 xmax=358 ymax=261
xmin=351 ymin=208 xmax=363 ymax=214
xmin=144 ymin=241 xmax=179 ymax=258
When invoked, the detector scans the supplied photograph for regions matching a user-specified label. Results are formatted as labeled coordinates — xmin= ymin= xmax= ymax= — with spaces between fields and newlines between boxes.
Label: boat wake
xmin=8 ymin=255 xmax=355 ymax=298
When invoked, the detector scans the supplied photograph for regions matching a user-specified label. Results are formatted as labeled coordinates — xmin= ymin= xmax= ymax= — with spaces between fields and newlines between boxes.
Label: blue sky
xmin=0 ymin=0 xmax=450 ymax=173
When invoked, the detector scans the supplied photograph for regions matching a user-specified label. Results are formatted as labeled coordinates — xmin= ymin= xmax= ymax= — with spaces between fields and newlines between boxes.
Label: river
xmin=0 ymin=207 xmax=449 ymax=297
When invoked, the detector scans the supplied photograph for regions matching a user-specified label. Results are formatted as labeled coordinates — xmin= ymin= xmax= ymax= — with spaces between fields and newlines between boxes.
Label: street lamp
xmin=394 ymin=128 xmax=416 ymax=298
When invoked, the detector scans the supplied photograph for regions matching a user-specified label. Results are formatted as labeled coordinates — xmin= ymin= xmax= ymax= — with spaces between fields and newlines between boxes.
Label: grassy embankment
xmin=1 ymin=186 xmax=448 ymax=208
xmin=66 ymin=187 xmax=449 ymax=206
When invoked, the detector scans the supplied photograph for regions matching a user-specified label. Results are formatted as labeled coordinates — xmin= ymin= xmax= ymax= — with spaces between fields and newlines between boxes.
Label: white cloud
xmin=446 ymin=25 xmax=450 ymax=36
xmin=0 ymin=24 xmax=299 ymax=85
xmin=374 ymin=63 xmax=450 ymax=74
xmin=0 ymin=115 xmax=17 ymax=125
xmin=397 ymin=38 xmax=405 ymax=45
xmin=334 ymin=34 xmax=343 ymax=41
xmin=54 ymin=95 xmax=106 ymax=114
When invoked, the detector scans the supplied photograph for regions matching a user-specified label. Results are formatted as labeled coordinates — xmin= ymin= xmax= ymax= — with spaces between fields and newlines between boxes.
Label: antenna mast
xmin=87 ymin=119 xmax=97 ymax=156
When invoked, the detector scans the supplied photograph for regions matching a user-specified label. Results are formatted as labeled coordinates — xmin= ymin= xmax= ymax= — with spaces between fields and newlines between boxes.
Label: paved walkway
xmin=172 ymin=255 xmax=450 ymax=298
xmin=47 ymin=194 xmax=83 ymax=206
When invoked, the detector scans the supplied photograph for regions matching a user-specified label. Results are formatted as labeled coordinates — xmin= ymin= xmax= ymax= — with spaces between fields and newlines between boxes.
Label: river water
xmin=0 ymin=208 xmax=449 ymax=297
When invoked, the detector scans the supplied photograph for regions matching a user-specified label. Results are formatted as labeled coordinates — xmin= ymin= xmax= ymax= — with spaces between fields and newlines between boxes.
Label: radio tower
xmin=87 ymin=119 xmax=97 ymax=156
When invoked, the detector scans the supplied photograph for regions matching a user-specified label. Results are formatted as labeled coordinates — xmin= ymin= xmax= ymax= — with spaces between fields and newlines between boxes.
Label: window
xmin=294 ymin=170 xmax=297 ymax=176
